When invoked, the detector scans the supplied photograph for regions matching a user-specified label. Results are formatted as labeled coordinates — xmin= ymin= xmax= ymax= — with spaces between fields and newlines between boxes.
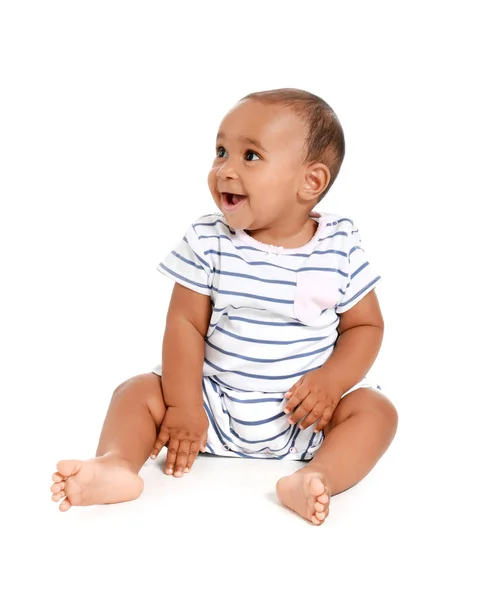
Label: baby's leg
xmin=276 ymin=387 xmax=398 ymax=525
xmin=50 ymin=373 xmax=165 ymax=511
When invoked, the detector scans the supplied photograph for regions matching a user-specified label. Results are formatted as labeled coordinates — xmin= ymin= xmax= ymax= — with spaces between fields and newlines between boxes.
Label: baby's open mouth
xmin=223 ymin=193 xmax=247 ymax=205
xmin=221 ymin=193 xmax=248 ymax=210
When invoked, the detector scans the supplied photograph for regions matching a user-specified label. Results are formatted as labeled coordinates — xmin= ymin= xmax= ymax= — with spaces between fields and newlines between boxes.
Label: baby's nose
xmin=217 ymin=161 xmax=238 ymax=180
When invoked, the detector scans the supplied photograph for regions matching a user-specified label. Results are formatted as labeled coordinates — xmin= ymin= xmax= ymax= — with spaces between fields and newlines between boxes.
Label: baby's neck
xmin=247 ymin=216 xmax=318 ymax=249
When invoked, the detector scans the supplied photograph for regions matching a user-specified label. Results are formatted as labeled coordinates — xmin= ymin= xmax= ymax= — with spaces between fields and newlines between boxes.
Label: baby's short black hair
xmin=239 ymin=88 xmax=345 ymax=203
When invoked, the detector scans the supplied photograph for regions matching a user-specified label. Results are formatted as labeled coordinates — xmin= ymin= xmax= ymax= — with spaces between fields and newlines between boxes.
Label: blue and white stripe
xmin=153 ymin=211 xmax=382 ymax=459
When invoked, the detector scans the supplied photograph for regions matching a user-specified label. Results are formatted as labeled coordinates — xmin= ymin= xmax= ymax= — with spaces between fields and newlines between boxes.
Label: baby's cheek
xmin=207 ymin=169 xmax=216 ymax=193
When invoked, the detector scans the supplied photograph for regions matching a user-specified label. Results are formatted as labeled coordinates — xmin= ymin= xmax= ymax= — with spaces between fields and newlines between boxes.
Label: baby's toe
xmin=309 ymin=477 xmax=326 ymax=498
xmin=52 ymin=491 xmax=65 ymax=502
xmin=311 ymin=515 xmax=321 ymax=525
xmin=316 ymin=511 xmax=326 ymax=521
xmin=52 ymin=472 xmax=64 ymax=483
xmin=315 ymin=501 xmax=325 ymax=512
xmin=317 ymin=493 xmax=329 ymax=505
xmin=59 ymin=499 xmax=71 ymax=512
xmin=51 ymin=482 xmax=64 ymax=494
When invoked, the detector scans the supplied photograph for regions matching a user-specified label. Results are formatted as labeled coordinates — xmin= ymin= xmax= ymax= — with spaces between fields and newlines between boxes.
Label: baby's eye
xmin=245 ymin=150 xmax=260 ymax=161
xmin=215 ymin=146 xmax=260 ymax=161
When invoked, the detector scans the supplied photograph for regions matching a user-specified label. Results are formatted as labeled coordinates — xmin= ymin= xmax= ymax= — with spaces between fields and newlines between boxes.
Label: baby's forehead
xmin=217 ymin=100 xmax=307 ymax=150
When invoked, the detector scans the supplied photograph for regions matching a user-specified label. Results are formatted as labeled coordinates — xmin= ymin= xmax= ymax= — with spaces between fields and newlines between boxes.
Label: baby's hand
xmin=150 ymin=406 xmax=209 ymax=477
xmin=283 ymin=369 xmax=343 ymax=432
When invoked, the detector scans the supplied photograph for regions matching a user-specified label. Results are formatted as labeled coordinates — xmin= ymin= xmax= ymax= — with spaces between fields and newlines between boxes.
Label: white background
xmin=1 ymin=1 xmax=496 ymax=598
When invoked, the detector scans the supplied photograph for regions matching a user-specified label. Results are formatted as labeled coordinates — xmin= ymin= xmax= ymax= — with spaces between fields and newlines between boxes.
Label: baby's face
xmin=207 ymin=99 xmax=310 ymax=232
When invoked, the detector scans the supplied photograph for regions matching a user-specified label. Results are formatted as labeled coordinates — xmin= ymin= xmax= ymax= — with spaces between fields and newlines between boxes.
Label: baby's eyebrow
xmin=216 ymin=131 xmax=268 ymax=153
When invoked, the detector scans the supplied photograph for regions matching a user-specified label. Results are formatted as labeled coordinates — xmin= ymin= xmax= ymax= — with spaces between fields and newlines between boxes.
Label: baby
xmin=50 ymin=88 xmax=398 ymax=525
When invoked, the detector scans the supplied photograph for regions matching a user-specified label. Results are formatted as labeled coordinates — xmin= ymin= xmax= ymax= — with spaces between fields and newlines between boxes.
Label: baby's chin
xmin=218 ymin=201 xmax=255 ymax=228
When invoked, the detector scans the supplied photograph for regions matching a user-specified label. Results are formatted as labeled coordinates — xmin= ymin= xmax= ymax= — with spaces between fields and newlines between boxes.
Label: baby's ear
xmin=299 ymin=162 xmax=330 ymax=201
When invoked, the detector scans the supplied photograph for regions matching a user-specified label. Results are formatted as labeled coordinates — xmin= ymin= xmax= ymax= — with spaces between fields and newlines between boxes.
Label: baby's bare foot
xmin=50 ymin=455 xmax=144 ymax=512
xmin=276 ymin=470 xmax=330 ymax=525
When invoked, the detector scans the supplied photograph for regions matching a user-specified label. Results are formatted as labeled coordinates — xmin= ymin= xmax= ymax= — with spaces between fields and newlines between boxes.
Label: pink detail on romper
xmin=293 ymin=271 xmax=342 ymax=325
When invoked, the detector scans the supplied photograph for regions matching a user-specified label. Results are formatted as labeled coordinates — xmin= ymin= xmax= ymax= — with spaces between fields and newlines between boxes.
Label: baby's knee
xmin=378 ymin=395 xmax=398 ymax=435
xmin=364 ymin=393 xmax=398 ymax=449
xmin=365 ymin=391 xmax=398 ymax=429
xmin=112 ymin=373 xmax=166 ymax=425
xmin=335 ymin=388 xmax=398 ymax=431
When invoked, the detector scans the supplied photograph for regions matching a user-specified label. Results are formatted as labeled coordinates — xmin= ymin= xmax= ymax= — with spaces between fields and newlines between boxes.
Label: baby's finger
xmin=283 ymin=386 xmax=310 ymax=416
xmin=172 ymin=439 xmax=192 ymax=477
xmin=314 ymin=407 xmax=333 ymax=432
xmin=151 ymin=428 xmax=169 ymax=460
xmin=164 ymin=438 xmax=179 ymax=475
xmin=185 ymin=440 xmax=201 ymax=472
xmin=288 ymin=396 xmax=316 ymax=425
xmin=284 ymin=379 xmax=302 ymax=399
xmin=299 ymin=404 xmax=324 ymax=430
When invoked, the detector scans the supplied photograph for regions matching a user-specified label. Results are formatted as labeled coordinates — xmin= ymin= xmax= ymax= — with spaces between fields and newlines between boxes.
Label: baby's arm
xmin=151 ymin=283 xmax=212 ymax=475
xmin=161 ymin=282 xmax=212 ymax=407
xmin=321 ymin=289 xmax=384 ymax=393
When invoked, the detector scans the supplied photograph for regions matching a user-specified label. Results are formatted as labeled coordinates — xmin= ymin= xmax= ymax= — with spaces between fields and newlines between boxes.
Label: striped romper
xmin=152 ymin=210 xmax=383 ymax=461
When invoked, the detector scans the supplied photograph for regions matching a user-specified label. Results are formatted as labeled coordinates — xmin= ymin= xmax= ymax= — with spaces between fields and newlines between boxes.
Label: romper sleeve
xmin=335 ymin=220 xmax=382 ymax=313
xmin=156 ymin=222 xmax=213 ymax=296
